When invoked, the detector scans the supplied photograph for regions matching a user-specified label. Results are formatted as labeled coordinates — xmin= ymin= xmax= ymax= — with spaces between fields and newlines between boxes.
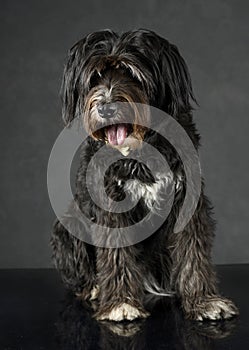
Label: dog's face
xmin=83 ymin=61 xmax=150 ymax=149
xmin=61 ymin=29 xmax=197 ymax=151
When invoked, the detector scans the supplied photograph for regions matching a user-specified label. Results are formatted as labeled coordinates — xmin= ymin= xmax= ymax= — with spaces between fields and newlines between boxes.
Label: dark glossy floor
xmin=0 ymin=265 xmax=248 ymax=349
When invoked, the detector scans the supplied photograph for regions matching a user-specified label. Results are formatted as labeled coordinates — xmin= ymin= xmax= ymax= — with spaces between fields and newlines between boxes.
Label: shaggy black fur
xmin=51 ymin=29 xmax=238 ymax=322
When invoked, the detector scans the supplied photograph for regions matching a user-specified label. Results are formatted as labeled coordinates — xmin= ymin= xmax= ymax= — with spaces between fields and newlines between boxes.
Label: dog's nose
xmin=97 ymin=104 xmax=117 ymax=118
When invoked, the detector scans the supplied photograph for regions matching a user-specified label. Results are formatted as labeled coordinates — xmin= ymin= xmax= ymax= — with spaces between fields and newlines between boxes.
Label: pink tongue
xmin=107 ymin=125 xmax=117 ymax=145
xmin=107 ymin=125 xmax=127 ymax=145
xmin=117 ymin=124 xmax=127 ymax=145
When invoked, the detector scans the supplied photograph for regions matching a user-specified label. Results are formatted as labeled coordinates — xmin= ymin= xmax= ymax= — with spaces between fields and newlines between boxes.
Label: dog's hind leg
xmin=94 ymin=246 xmax=149 ymax=321
xmin=169 ymin=193 xmax=239 ymax=321
xmin=51 ymin=219 xmax=96 ymax=299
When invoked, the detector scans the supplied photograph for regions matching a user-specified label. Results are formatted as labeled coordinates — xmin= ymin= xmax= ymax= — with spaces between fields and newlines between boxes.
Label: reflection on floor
xmin=56 ymin=294 xmax=238 ymax=349
xmin=0 ymin=265 xmax=248 ymax=349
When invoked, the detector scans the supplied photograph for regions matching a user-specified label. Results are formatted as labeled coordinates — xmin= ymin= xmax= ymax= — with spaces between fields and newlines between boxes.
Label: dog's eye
xmin=120 ymin=62 xmax=144 ymax=84
xmin=89 ymin=71 xmax=101 ymax=89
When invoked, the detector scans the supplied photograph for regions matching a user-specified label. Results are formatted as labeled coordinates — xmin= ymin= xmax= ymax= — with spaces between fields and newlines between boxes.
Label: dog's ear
xmin=120 ymin=29 xmax=197 ymax=117
xmin=159 ymin=41 xmax=198 ymax=116
xmin=60 ymin=38 xmax=87 ymax=126
xmin=60 ymin=30 xmax=118 ymax=126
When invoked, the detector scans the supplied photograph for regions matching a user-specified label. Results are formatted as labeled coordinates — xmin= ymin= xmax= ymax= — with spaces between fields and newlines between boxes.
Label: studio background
xmin=0 ymin=0 xmax=248 ymax=268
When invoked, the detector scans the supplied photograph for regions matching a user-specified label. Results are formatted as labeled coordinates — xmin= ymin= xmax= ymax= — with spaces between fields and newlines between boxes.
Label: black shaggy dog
xmin=51 ymin=29 xmax=238 ymax=322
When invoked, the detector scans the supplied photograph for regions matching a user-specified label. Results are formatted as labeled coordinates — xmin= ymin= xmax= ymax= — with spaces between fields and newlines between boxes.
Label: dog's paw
xmin=186 ymin=296 xmax=239 ymax=321
xmin=96 ymin=303 xmax=149 ymax=322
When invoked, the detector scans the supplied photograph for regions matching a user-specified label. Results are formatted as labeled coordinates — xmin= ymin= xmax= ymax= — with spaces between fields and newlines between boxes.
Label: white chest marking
xmin=124 ymin=172 xmax=182 ymax=210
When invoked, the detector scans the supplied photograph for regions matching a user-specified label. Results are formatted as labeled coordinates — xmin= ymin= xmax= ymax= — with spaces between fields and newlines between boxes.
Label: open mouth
xmin=104 ymin=123 xmax=133 ymax=146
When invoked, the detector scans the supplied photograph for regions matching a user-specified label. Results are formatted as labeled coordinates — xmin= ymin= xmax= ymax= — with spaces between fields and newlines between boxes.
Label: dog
xmin=51 ymin=29 xmax=238 ymax=322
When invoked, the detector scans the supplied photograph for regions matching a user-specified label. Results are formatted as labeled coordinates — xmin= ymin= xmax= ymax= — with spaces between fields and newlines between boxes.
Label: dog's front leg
xmin=169 ymin=194 xmax=239 ymax=321
xmin=51 ymin=220 xmax=96 ymax=298
xmin=94 ymin=246 xmax=149 ymax=321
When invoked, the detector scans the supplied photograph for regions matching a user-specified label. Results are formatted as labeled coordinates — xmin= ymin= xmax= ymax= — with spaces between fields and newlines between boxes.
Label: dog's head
xmin=61 ymin=29 xmax=196 ymax=151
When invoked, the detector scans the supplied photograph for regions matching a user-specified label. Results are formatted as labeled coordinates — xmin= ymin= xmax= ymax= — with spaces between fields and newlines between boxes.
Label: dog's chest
xmin=122 ymin=173 xmax=182 ymax=210
xmin=87 ymin=155 xmax=183 ymax=211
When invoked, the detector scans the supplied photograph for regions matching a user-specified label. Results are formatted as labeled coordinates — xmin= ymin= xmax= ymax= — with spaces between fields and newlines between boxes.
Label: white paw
xmin=194 ymin=297 xmax=239 ymax=321
xmin=97 ymin=303 xmax=149 ymax=322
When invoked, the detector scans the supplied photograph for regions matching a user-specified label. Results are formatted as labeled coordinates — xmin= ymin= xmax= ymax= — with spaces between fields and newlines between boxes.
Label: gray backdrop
xmin=0 ymin=0 xmax=248 ymax=267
